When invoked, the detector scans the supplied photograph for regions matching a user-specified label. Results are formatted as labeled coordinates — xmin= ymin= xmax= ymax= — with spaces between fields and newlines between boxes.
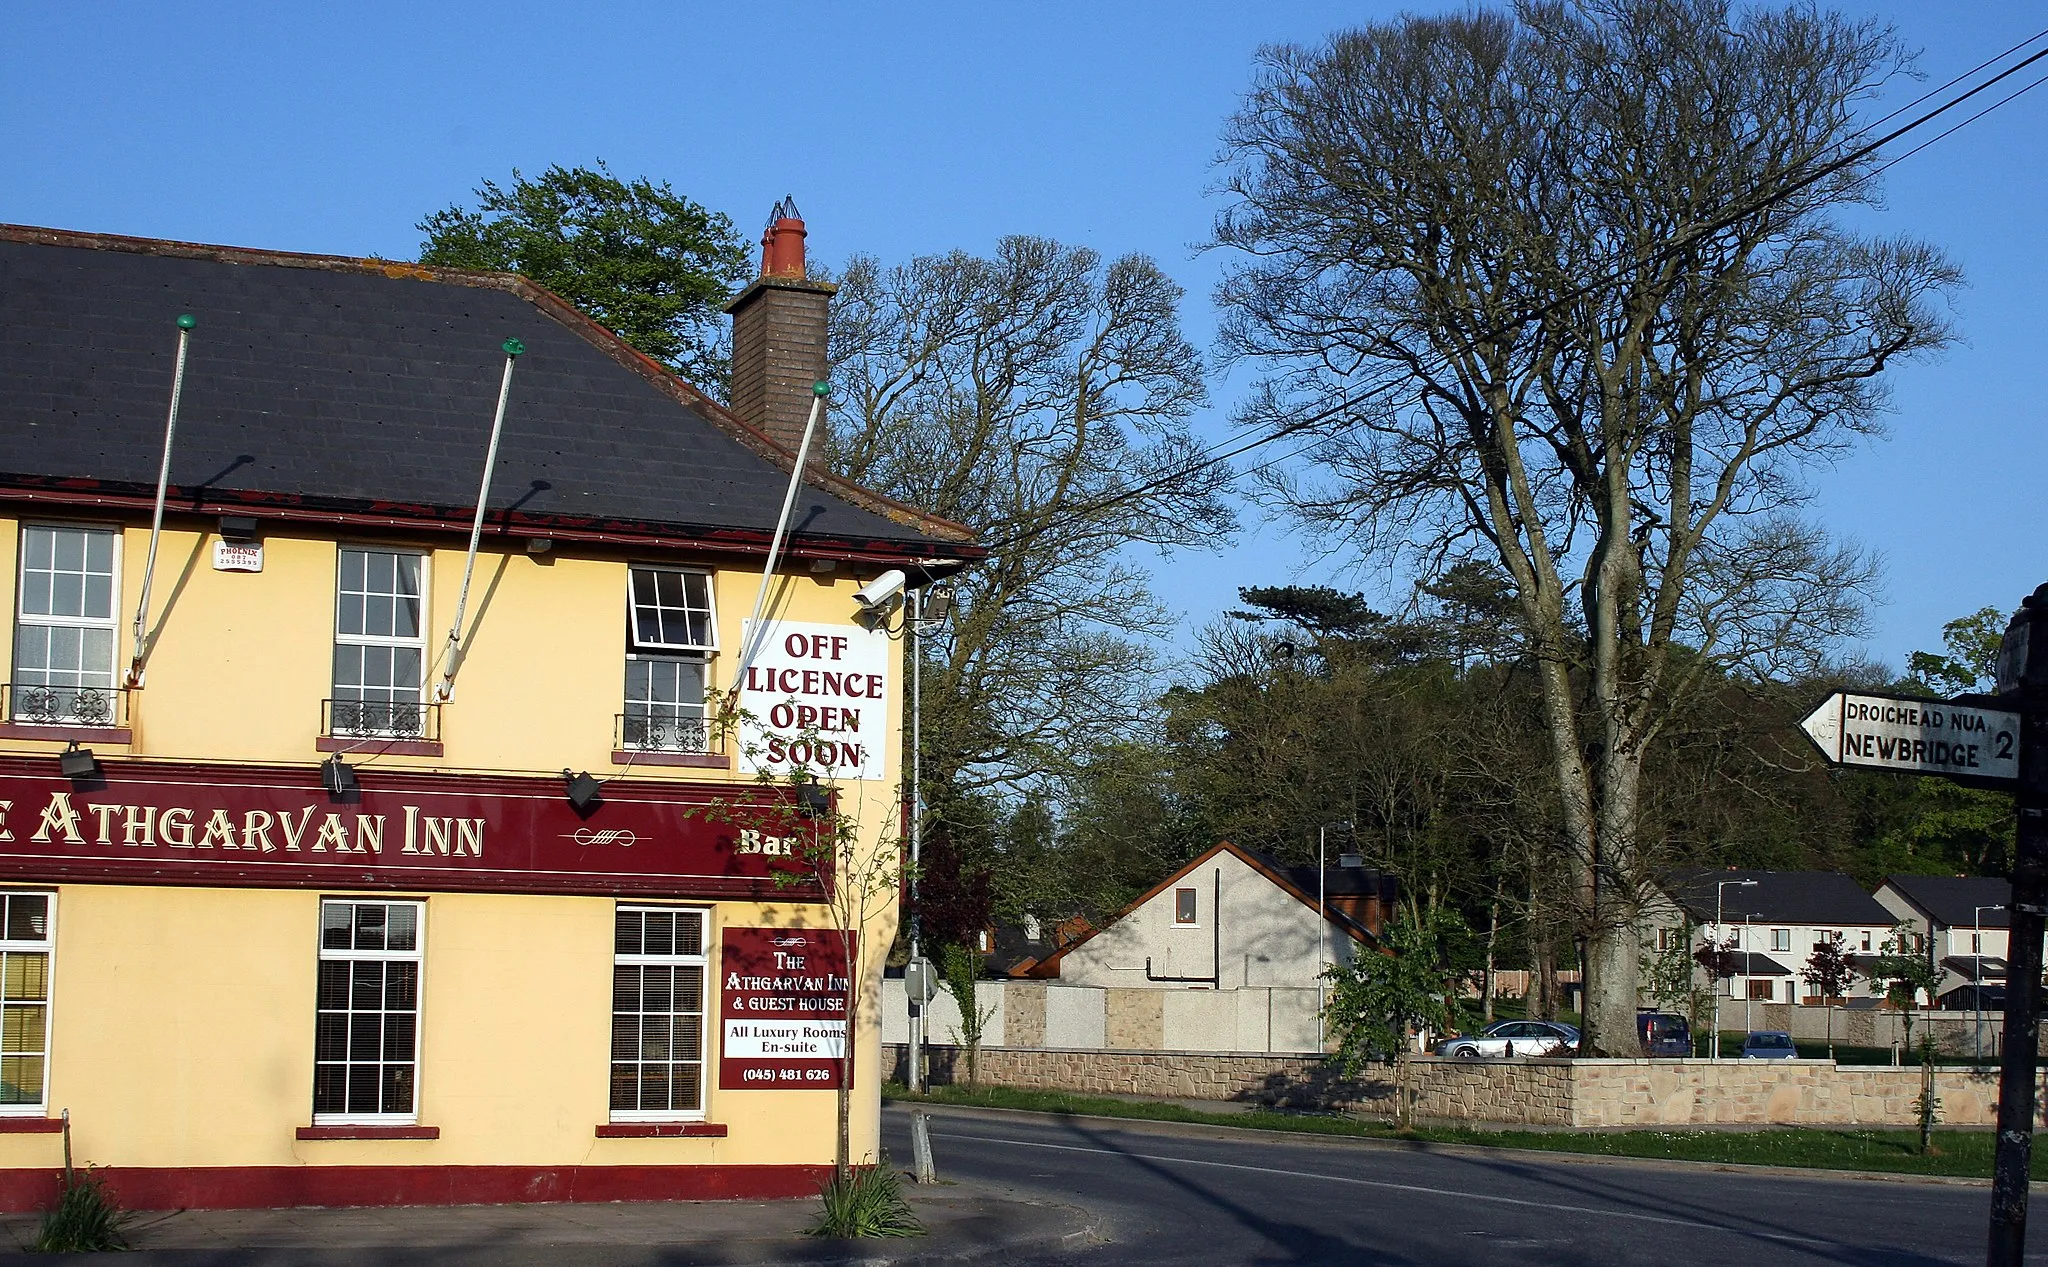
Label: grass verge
xmin=885 ymin=1081 xmax=2037 ymax=1180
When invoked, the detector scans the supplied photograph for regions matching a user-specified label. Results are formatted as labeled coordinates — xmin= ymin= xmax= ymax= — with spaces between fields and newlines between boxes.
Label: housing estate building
xmin=0 ymin=217 xmax=972 ymax=1209
xmin=1653 ymin=870 xmax=1896 ymax=1005
xmin=1875 ymin=874 xmax=2012 ymax=1009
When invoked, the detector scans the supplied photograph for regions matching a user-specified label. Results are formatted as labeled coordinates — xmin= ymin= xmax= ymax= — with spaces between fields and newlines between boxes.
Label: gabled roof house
xmin=1030 ymin=841 xmax=1391 ymax=990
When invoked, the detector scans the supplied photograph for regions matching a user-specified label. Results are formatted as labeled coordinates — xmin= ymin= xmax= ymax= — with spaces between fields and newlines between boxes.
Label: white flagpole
xmin=127 ymin=313 xmax=196 ymax=688
xmin=434 ymin=338 xmax=523 ymax=701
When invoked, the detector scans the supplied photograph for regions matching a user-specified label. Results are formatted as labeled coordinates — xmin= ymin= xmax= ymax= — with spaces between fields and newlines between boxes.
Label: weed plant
xmin=32 ymin=1169 xmax=129 ymax=1254
xmin=810 ymin=1164 xmax=923 ymax=1239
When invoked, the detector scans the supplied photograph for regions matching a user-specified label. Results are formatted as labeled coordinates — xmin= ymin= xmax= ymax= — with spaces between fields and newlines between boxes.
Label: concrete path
xmin=0 ymin=1179 xmax=1097 ymax=1266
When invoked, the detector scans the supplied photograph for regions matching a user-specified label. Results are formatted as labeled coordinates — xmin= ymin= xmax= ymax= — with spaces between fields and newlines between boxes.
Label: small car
xmin=1436 ymin=1020 xmax=1579 ymax=1059
xmin=1741 ymin=1030 xmax=1798 ymax=1059
xmin=1638 ymin=1011 xmax=1693 ymax=1057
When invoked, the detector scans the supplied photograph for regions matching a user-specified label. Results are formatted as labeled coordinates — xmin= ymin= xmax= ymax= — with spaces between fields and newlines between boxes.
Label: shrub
xmin=810 ymin=1164 xmax=923 ymax=1239
xmin=32 ymin=1168 xmax=129 ymax=1253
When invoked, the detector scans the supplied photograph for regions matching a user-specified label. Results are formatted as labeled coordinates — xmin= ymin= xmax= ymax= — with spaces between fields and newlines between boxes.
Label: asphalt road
xmin=885 ymin=1103 xmax=2032 ymax=1266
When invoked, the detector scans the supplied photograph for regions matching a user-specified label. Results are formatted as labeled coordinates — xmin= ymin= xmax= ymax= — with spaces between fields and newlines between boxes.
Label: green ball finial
xmin=812 ymin=380 xmax=830 ymax=397
xmin=502 ymin=338 xmax=525 ymax=357
xmin=176 ymin=313 xmax=196 ymax=330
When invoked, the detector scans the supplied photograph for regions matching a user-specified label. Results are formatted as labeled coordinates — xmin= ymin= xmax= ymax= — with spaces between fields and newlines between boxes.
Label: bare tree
xmin=1213 ymin=0 xmax=1959 ymax=1052
xmin=828 ymin=238 xmax=1232 ymax=805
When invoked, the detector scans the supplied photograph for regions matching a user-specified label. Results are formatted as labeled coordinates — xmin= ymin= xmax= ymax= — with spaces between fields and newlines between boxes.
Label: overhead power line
xmin=969 ymin=26 xmax=2048 ymax=560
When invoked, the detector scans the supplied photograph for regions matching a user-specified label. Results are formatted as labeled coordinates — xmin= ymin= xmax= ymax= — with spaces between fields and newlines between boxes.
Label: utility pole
xmin=1989 ymin=585 xmax=2048 ymax=1266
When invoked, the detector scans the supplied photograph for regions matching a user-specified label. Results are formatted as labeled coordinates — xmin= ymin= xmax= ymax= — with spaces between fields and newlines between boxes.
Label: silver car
xmin=1437 ymin=1020 xmax=1579 ymax=1059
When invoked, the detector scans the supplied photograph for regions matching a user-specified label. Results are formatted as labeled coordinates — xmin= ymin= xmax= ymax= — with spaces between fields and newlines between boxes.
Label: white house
xmin=1875 ymin=874 xmax=2012 ymax=1009
xmin=1033 ymin=841 xmax=1389 ymax=991
xmin=1656 ymin=870 xmax=1897 ymax=1004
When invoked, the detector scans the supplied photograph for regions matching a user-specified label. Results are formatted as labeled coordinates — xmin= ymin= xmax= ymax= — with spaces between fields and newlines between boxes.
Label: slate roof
xmin=0 ymin=225 xmax=973 ymax=559
xmin=1879 ymin=874 xmax=2012 ymax=930
xmin=1663 ymin=870 xmax=1895 ymax=927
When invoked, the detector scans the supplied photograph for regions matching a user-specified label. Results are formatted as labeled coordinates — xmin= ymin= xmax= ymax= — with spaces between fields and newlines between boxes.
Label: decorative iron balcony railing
xmin=321 ymin=698 xmax=441 ymax=743
xmin=3 ymin=683 xmax=130 ymax=729
xmin=617 ymin=712 xmax=715 ymax=755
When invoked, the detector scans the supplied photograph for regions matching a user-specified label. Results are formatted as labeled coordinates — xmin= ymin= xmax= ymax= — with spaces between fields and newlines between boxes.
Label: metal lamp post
xmin=1712 ymin=879 xmax=1759 ymax=1060
xmin=1316 ymin=820 xmax=1354 ymax=1051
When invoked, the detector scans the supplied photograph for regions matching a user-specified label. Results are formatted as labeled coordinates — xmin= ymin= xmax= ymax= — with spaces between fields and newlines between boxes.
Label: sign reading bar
xmin=1799 ymin=692 xmax=2020 ymax=782
xmin=719 ymin=925 xmax=851 ymax=1090
xmin=0 ymin=757 xmax=827 ymax=900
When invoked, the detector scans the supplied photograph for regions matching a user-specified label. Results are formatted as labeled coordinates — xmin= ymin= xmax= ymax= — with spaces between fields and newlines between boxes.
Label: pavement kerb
xmin=0 ymin=1179 xmax=1101 ymax=1267
xmin=902 ymin=1099 xmax=2000 ymax=1190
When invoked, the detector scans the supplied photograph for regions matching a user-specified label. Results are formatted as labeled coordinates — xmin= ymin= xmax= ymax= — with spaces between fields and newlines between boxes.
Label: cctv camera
xmin=854 ymin=569 xmax=907 ymax=611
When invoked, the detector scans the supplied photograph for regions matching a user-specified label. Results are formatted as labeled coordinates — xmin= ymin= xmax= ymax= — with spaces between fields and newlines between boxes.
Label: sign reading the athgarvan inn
xmin=0 ymin=757 xmax=828 ymax=900
xmin=719 ymin=926 xmax=852 ymax=1090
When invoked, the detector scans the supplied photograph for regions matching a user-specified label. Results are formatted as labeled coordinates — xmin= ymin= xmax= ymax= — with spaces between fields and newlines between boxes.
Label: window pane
xmin=5 ymin=897 xmax=47 ymax=942
xmin=2 ymin=954 xmax=47 ymax=1002
xmin=385 ymin=904 xmax=417 ymax=953
xmin=2 ymin=1004 xmax=45 ymax=1054
xmin=354 ymin=905 xmax=388 ymax=951
xmin=317 ymin=960 xmax=351 ymax=1008
xmin=351 ymin=962 xmax=384 ymax=1009
xmin=84 ymin=530 xmax=112 ymax=574
xmin=322 ymin=904 xmax=354 ymax=950
xmin=613 ymin=964 xmax=642 ymax=1011
xmin=644 ymin=911 xmax=674 ymax=957
xmin=23 ymin=529 xmax=52 ymax=572
xmin=349 ymin=1013 xmax=382 ymax=1061
xmin=313 ymin=1066 xmax=347 ymax=1114
xmin=51 ymin=530 xmax=82 ymax=573
xmin=615 ymin=910 xmax=643 ymax=958
xmin=381 ymin=1066 xmax=413 ymax=1115
xmin=677 ymin=914 xmax=703 ymax=957
xmin=0 ymin=1057 xmax=43 ymax=1105
xmin=385 ymin=962 xmax=418 ymax=1011
xmin=315 ymin=1013 xmax=348 ymax=1062
xmin=340 ymin=549 xmax=365 ymax=592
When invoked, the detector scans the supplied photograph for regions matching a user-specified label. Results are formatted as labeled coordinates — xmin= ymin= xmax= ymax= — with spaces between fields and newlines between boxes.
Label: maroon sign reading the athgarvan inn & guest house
xmin=0 ymin=757 xmax=830 ymax=900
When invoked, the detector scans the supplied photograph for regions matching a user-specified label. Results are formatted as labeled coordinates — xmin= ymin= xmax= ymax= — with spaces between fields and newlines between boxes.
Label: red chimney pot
xmin=762 ymin=217 xmax=807 ymax=279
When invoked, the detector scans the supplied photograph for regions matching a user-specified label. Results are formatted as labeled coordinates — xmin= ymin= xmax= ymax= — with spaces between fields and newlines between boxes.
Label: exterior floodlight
xmin=921 ymin=583 xmax=956 ymax=625
xmin=563 ymin=770 xmax=603 ymax=814
xmin=321 ymin=755 xmax=358 ymax=797
xmin=1339 ymin=852 xmax=1365 ymax=869
xmin=59 ymin=742 xmax=98 ymax=780
xmin=796 ymin=781 xmax=833 ymax=819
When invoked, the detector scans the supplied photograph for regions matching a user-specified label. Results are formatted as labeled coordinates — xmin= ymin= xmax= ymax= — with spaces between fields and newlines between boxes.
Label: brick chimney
xmin=725 ymin=197 xmax=835 ymax=455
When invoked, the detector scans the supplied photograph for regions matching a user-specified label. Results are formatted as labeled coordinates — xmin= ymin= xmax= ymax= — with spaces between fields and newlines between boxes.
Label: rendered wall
xmin=1056 ymin=849 xmax=1353 ymax=991
xmin=0 ymin=513 xmax=908 ymax=1203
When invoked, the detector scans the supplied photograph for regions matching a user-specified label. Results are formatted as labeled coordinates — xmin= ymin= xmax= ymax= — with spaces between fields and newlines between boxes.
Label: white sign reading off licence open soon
xmin=1799 ymin=691 xmax=2019 ymax=782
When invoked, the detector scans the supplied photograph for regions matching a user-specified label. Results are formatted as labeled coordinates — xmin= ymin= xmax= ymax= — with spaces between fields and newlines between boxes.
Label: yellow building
xmin=0 ymin=218 xmax=972 ymax=1208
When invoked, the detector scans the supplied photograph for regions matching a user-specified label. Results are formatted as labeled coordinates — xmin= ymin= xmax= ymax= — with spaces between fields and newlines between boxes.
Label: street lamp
xmin=1713 ymin=878 xmax=1759 ymax=1060
xmin=1740 ymin=915 xmax=1755 ymax=1038
xmin=1976 ymin=903 xmax=2006 ymax=1064
xmin=1316 ymin=821 xmax=1355 ymax=1050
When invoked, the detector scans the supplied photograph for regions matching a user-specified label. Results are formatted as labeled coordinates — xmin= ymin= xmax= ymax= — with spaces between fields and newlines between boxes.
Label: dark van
xmin=1638 ymin=1011 xmax=1692 ymax=1057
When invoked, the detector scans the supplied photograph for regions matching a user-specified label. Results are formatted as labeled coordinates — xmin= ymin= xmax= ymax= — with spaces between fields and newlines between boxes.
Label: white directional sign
xmin=1799 ymin=692 xmax=2019 ymax=782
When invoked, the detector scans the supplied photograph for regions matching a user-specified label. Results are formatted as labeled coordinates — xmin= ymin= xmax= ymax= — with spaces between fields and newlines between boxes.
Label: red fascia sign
xmin=0 ymin=757 xmax=829 ymax=901
xmin=719 ymin=926 xmax=853 ymax=1090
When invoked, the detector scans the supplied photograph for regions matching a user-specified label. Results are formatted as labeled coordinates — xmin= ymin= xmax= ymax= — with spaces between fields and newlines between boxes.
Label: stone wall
xmin=889 ymin=1043 xmax=2048 ymax=1129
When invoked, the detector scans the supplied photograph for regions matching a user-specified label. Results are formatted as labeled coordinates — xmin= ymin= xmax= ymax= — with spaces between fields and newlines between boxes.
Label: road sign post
xmin=1987 ymin=584 xmax=2048 ymax=1267
xmin=1794 ymin=586 xmax=2048 ymax=1267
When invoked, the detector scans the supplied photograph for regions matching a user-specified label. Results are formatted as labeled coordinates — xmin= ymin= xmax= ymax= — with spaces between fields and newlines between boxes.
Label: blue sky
xmin=5 ymin=1 xmax=2045 ymax=672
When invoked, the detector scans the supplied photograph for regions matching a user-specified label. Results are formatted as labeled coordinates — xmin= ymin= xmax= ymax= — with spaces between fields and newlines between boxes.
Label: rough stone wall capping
xmin=885 ymin=1044 xmax=2047 ymax=1129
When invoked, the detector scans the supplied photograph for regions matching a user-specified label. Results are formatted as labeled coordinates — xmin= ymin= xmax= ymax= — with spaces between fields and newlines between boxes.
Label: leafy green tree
xmin=1325 ymin=908 xmax=1470 ymax=1127
xmin=417 ymin=162 xmax=750 ymax=392
xmin=1801 ymin=932 xmax=1854 ymax=1059
xmin=1865 ymin=925 xmax=1943 ymax=1055
xmin=937 ymin=942 xmax=996 ymax=1090
xmin=1212 ymin=0 xmax=1959 ymax=1056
